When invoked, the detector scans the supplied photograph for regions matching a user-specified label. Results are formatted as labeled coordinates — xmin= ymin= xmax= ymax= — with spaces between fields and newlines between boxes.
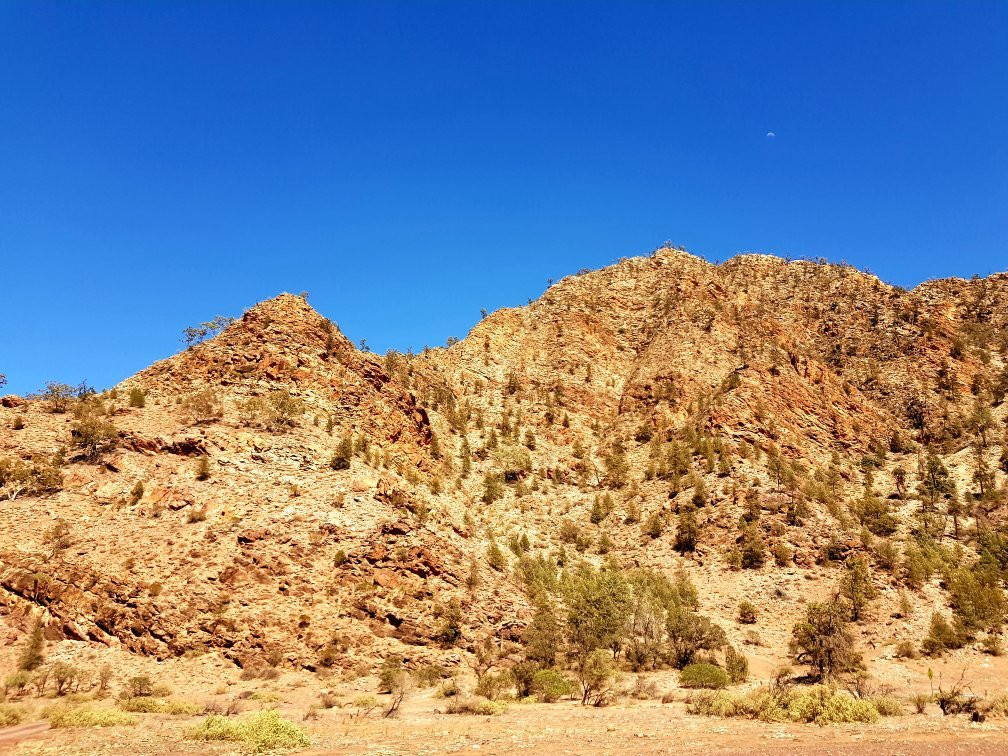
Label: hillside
xmin=2 ymin=246 xmax=1008 ymax=751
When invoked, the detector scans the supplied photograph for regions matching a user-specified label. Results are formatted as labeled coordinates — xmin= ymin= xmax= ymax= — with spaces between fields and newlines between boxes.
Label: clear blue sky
xmin=1 ymin=1 xmax=1006 ymax=395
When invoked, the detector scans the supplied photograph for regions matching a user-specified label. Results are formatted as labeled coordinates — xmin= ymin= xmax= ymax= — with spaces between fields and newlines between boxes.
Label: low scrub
xmin=870 ymin=696 xmax=904 ymax=716
xmin=46 ymin=705 xmax=137 ymax=728
xmin=0 ymin=704 xmax=24 ymax=727
xmin=117 ymin=696 xmax=201 ymax=715
xmin=445 ymin=697 xmax=505 ymax=715
xmin=688 ymin=685 xmax=881 ymax=725
xmin=186 ymin=709 xmax=310 ymax=753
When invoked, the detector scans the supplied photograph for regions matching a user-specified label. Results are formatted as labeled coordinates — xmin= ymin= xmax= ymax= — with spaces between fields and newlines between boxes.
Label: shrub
xmin=894 ymin=640 xmax=918 ymax=659
xmin=185 ymin=709 xmax=310 ymax=752
xmin=70 ymin=412 xmax=118 ymax=461
xmin=377 ymin=657 xmax=404 ymax=693
xmin=128 ymin=388 xmax=146 ymax=408
xmin=737 ymin=600 xmax=758 ymax=625
xmin=787 ymin=686 xmax=879 ymax=725
xmin=679 ymin=663 xmax=729 ymax=690
xmin=921 ymin=612 xmax=966 ymax=656
xmin=0 ymin=705 xmax=23 ymax=727
xmin=47 ymin=705 xmax=137 ymax=728
xmin=117 ymin=697 xmax=201 ymax=715
xmin=871 ymin=695 xmax=904 ymax=716
xmin=487 ymin=541 xmax=507 ymax=571
xmin=330 ymin=436 xmax=353 ymax=470
xmin=196 ymin=456 xmax=211 ymax=481
xmin=445 ymin=697 xmax=504 ymax=715
xmin=910 ymin=692 xmax=931 ymax=714
xmin=724 ymin=646 xmax=749 ymax=684
xmin=474 ymin=671 xmax=511 ymax=701
xmin=740 ymin=525 xmax=766 ymax=568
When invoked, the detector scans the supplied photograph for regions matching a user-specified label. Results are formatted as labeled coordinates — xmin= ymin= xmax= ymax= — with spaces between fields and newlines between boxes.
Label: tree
xmin=563 ymin=565 xmax=631 ymax=661
xmin=522 ymin=600 xmax=560 ymax=667
xmin=740 ymin=524 xmax=766 ymax=569
xmin=666 ymin=604 xmax=726 ymax=668
xmin=0 ymin=373 xmax=6 ymax=390
xmin=71 ymin=412 xmax=118 ymax=461
xmin=17 ymin=623 xmax=44 ymax=671
xmin=42 ymin=382 xmax=75 ymax=413
xmin=674 ymin=501 xmax=699 ymax=552
xmin=967 ymin=401 xmax=995 ymax=448
xmin=789 ymin=599 xmax=862 ymax=680
xmin=839 ymin=555 xmax=877 ymax=621
xmin=577 ymin=649 xmax=619 ymax=706
xmin=918 ymin=451 xmax=952 ymax=535
xmin=603 ymin=440 xmax=629 ymax=487
xmin=182 ymin=315 xmax=235 ymax=346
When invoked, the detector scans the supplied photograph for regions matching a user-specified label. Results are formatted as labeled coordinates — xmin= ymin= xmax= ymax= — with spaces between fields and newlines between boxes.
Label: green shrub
xmin=128 ymin=388 xmax=146 ymax=408
xmin=47 ymin=705 xmax=137 ymax=728
xmin=185 ymin=709 xmax=310 ymax=752
xmin=531 ymin=669 xmax=574 ymax=703
xmin=679 ymin=663 xmax=729 ymax=690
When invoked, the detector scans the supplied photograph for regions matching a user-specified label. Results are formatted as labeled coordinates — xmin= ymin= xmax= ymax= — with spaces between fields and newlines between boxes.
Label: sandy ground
xmin=4 ymin=692 xmax=1008 ymax=755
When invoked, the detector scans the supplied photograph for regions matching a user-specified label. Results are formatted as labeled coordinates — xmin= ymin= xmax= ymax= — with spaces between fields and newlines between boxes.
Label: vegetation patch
xmin=185 ymin=709 xmax=310 ymax=752
xmin=117 ymin=696 xmax=201 ymax=715
xmin=46 ymin=705 xmax=137 ymax=728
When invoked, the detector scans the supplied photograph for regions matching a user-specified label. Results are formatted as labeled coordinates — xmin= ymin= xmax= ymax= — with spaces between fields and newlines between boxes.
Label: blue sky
xmin=1 ymin=1 xmax=1006 ymax=395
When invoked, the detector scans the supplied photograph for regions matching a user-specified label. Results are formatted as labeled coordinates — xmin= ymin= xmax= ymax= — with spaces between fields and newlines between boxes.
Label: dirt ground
xmin=4 ymin=690 xmax=1008 ymax=755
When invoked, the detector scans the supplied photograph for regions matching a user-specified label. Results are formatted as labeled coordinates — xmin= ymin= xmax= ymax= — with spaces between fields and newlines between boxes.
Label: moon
xmin=766 ymin=131 xmax=776 ymax=138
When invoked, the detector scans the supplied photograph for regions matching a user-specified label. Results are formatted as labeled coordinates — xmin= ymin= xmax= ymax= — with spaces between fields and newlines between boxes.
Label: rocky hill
xmin=2 ymin=246 xmax=1008 ymax=696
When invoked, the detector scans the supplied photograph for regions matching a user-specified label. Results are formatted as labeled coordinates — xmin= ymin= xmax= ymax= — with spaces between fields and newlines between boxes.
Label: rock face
xmin=1 ymin=249 xmax=1007 ymax=675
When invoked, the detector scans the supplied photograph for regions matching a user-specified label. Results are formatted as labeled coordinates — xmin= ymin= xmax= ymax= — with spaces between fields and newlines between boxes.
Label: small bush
xmin=894 ymin=640 xmax=918 ymax=659
xmin=871 ymin=696 xmax=904 ymax=716
xmin=445 ymin=697 xmax=504 ymax=715
xmin=531 ymin=669 xmax=574 ymax=703
xmin=787 ymin=687 xmax=879 ymax=725
xmin=737 ymin=600 xmax=758 ymax=624
xmin=128 ymin=388 xmax=146 ymax=408
xmin=0 ymin=704 xmax=23 ymax=727
xmin=185 ymin=709 xmax=310 ymax=753
xmin=724 ymin=646 xmax=749 ymax=684
xmin=679 ymin=663 xmax=729 ymax=690
xmin=117 ymin=697 xmax=201 ymax=715
xmin=47 ymin=705 xmax=137 ymax=728
xmin=910 ymin=692 xmax=931 ymax=714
